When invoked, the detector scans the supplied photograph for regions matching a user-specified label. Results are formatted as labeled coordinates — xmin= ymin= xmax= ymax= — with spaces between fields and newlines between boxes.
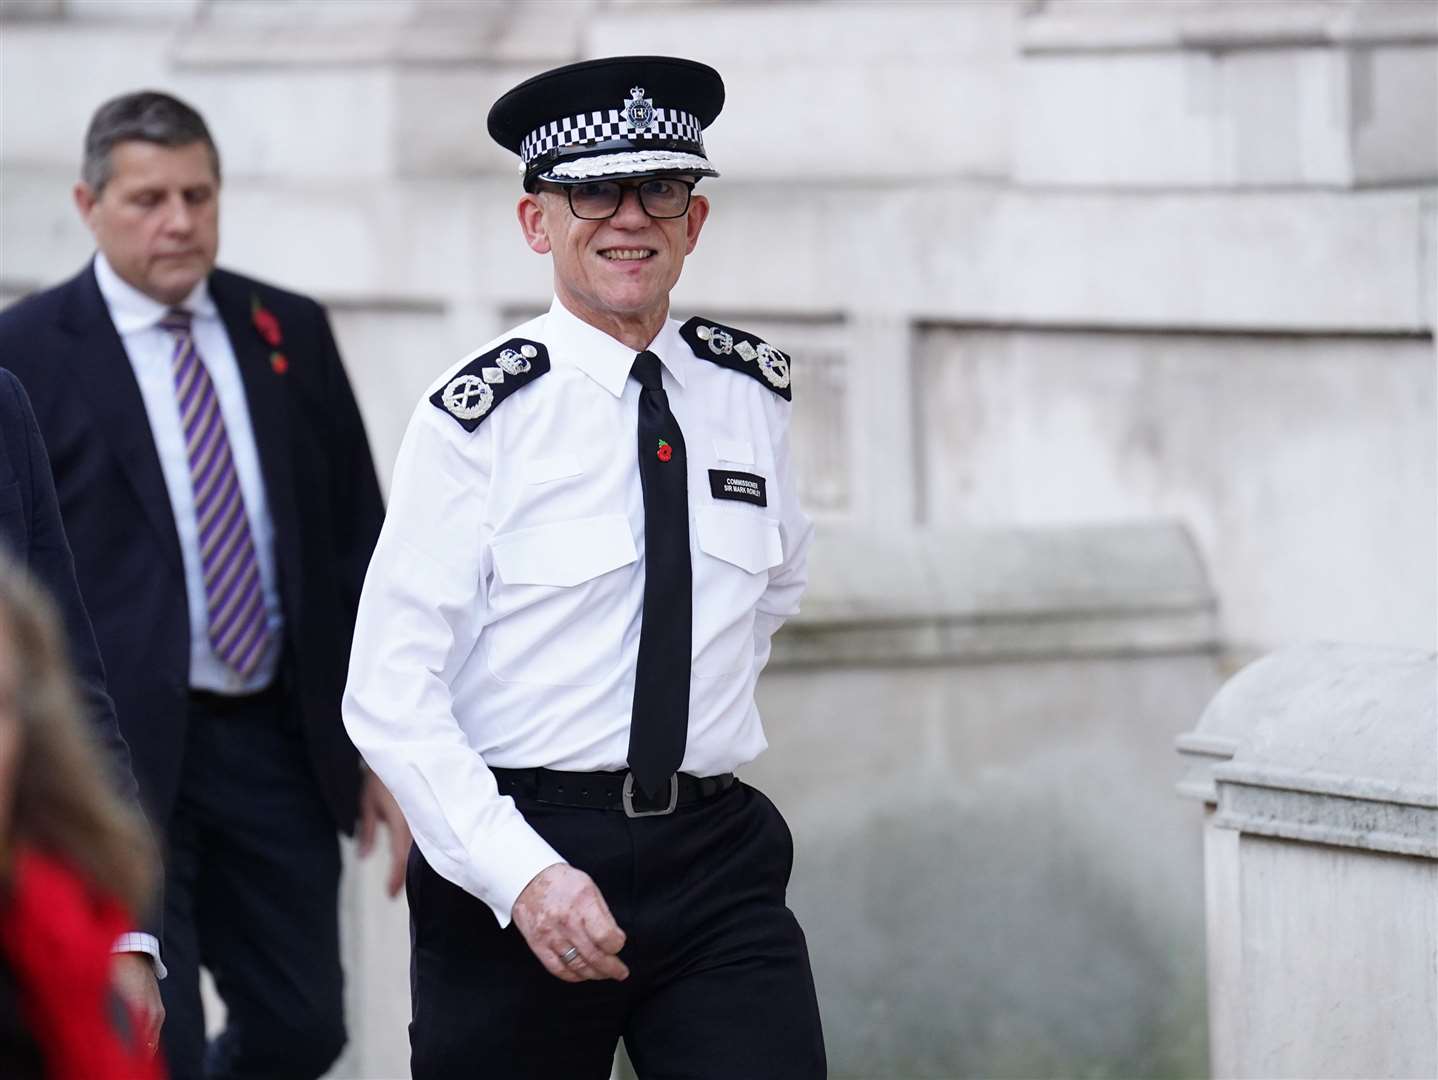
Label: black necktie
xmin=628 ymin=351 xmax=692 ymax=800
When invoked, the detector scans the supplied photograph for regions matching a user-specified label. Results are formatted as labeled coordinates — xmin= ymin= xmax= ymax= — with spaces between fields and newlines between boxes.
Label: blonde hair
xmin=0 ymin=553 xmax=157 ymax=916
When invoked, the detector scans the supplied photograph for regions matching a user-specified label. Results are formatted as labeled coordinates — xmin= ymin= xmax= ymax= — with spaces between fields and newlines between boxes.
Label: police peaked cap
xmin=488 ymin=55 xmax=724 ymax=190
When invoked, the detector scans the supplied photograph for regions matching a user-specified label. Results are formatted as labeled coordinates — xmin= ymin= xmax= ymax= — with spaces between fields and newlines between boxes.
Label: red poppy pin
xmin=251 ymin=295 xmax=287 ymax=375
xmin=656 ymin=439 xmax=673 ymax=463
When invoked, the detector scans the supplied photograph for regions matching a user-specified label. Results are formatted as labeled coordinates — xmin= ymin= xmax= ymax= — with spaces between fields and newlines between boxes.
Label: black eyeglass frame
xmin=546 ymin=178 xmax=697 ymax=221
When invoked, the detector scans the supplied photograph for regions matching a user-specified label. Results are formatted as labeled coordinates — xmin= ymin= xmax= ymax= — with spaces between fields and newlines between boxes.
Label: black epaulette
xmin=678 ymin=317 xmax=791 ymax=401
xmin=429 ymin=338 xmax=550 ymax=432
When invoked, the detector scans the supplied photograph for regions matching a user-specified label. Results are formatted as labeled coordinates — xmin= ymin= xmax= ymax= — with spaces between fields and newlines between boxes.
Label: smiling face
xmin=74 ymin=139 xmax=220 ymax=306
xmin=517 ymin=178 xmax=709 ymax=350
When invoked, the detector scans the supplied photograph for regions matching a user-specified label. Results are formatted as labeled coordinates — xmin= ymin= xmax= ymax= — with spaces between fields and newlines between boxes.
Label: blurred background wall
xmin=1 ymin=1 xmax=1434 ymax=1078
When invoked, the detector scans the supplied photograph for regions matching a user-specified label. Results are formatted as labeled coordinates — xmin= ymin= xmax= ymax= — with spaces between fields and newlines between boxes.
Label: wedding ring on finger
xmin=560 ymin=946 xmax=581 ymax=965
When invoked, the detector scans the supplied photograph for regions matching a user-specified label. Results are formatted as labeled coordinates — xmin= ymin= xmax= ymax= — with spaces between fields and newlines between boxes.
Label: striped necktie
xmin=159 ymin=309 xmax=272 ymax=679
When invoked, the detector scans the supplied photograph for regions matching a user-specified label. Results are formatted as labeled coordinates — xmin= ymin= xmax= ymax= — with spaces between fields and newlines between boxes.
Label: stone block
xmin=0 ymin=0 xmax=62 ymax=19
xmin=0 ymin=167 xmax=92 ymax=291
xmin=1180 ymin=644 xmax=1438 ymax=1078
xmin=1015 ymin=47 xmax=1354 ymax=187
xmin=915 ymin=328 xmax=1438 ymax=652
xmin=1233 ymin=839 xmax=1438 ymax=1079
xmin=1016 ymin=0 xmax=1438 ymax=188
xmin=585 ymin=1 xmax=1016 ymax=181
xmin=181 ymin=67 xmax=399 ymax=181
xmin=752 ymin=648 xmax=1219 ymax=1077
xmin=1204 ymin=644 xmax=1437 ymax=853
xmin=1353 ymin=43 xmax=1438 ymax=185
xmin=0 ymin=25 xmax=173 ymax=167
xmin=65 ymin=0 xmax=201 ymax=21
xmin=775 ymin=520 xmax=1217 ymax=666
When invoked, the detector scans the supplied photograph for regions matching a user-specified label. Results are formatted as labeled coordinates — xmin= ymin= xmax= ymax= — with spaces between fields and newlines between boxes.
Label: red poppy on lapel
xmin=270 ymin=353 xmax=289 ymax=375
xmin=250 ymin=296 xmax=283 ymax=348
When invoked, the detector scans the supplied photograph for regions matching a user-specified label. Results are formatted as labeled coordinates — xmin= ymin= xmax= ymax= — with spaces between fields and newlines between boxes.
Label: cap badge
xmin=624 ymin=86 xmax=656 ymax=133
xmin=497 ymin=343 xmax=538 ymax=376
xmin=756 ymin=343 xmax=791 ymax=390
xmin=442 ymin=374 xmax=494 ymax=420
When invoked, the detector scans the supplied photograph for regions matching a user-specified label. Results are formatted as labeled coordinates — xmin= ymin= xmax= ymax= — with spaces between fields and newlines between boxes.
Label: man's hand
xmin=112 ymin=952 xmax=164 ymax=1057
xmin=358 ymin=769 xmax=412 ymax=897
xmin=511 ymin=863 xmax=629 ymax=983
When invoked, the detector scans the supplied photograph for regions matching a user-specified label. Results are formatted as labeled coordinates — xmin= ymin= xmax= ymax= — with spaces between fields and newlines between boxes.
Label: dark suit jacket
xmin=0 ymin=367 xmax=139 ymax=804
xmin=0 ymin=262 xmax=384 ymax=833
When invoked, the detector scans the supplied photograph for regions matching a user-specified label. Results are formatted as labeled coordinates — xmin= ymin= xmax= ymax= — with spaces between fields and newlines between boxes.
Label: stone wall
xmin=0 ymin=1 xmax=1433 ymax=1077
xmin=1 ymin=0 xmax=1432 ymax=657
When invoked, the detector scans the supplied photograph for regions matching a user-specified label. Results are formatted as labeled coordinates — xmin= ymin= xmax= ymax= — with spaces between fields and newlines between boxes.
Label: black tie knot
xmin=630 ymin=351 xmax=664 ymax=392
xmin=158 ymin=308 xmax=193 ymax=336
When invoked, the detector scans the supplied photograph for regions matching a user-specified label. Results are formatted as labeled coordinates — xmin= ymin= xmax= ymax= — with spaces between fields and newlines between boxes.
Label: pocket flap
xmin=492 ymin=514 xmax=637 ymax=586
xmin=712 ymin=438 xmax=755 ymax=465
xmin=695 ymin=507 xmax=783 ymax=575
xmin=524 ymin=452 xmax=584 ymax=485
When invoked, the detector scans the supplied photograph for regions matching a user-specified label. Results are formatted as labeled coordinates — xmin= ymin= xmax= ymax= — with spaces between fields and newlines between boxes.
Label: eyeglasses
xmin=556 ymin=178 xmax=695 ymax=221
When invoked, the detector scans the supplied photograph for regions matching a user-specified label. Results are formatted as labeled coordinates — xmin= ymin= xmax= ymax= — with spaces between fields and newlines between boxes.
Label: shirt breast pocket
xmin=486 ymin=513 xmax=637 ymax=686
xmin=691 ymin=506 xmax=783 ymax=678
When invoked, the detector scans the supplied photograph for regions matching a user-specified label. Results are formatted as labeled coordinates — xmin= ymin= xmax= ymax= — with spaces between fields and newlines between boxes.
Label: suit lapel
xmin=60 ymin=265 xmax=185 ymax=575
xmin=210 ymin=271 xmax=304 ymax=625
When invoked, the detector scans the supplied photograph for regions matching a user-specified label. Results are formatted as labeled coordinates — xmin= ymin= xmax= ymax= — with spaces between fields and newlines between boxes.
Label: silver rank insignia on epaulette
xmin=497 ymin=343 xmax=538 ymax=375
xmin=679 ymin=317 xmax=793 ymax=400
xmin=442 ymin=375 xmax=493 ymax=420
xmin=695 ymin=324 xmax=734 ymax=356
xmin=430 ymin=337 xmax=550 ymax=432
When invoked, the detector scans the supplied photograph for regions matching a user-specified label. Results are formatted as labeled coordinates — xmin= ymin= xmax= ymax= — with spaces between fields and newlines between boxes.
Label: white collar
xmin=542 ymin=295 xmax=688 ymax=398
xmin=93 ymin=251 xmax=216 ymax=334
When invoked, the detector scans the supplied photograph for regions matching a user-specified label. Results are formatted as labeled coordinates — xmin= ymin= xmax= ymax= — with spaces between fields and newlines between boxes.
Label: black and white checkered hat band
xmin=520 ymin=107 xmax=704 ymax=167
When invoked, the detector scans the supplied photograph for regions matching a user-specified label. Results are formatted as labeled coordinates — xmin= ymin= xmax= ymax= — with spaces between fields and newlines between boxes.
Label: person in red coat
xmin=0 ymin=553 xmax=164 ymax=1079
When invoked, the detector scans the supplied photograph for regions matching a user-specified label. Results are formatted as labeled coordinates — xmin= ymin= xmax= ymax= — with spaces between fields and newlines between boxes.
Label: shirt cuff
xmin=112 ymin=931 xmax=167 ymax=980
xmin=471 ymin=818 xmax=567 ymax=929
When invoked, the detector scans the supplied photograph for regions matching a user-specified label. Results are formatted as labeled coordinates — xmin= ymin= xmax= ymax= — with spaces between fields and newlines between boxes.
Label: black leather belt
xmin=491 ymin=767 xmax=735 ymax=818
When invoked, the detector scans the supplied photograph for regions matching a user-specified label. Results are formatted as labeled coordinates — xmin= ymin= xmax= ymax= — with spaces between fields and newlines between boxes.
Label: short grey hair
xmin=81 ymin=90 xmax=221 ymax=193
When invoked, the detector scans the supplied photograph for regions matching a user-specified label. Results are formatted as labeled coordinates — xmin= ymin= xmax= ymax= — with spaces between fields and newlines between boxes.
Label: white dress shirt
xmin=343 ymin=297 xmax=813 ymax=927
xmin=94 ymin=253 xmax=283 ymax=694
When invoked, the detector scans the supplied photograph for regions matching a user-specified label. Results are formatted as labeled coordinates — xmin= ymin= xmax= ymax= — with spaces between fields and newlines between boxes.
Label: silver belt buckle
xmin=622 ymin=772 xmax=678 ymax=818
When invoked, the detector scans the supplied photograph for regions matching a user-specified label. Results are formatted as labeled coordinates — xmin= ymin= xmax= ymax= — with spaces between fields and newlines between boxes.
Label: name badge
xmin=708 ymin=469 xmax=767 ymax=508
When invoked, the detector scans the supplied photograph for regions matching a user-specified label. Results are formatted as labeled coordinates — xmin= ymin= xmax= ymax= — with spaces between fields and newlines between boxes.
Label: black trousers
xmin=409 ymin=780 xmax=827 ymax=1079
xmin=158 ymin=687 xmax=345 ymax=1080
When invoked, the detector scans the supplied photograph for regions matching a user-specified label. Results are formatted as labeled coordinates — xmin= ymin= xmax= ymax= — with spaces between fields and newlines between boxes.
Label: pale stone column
xmin=1179 ymin=644 xmax=1438 ymax=1079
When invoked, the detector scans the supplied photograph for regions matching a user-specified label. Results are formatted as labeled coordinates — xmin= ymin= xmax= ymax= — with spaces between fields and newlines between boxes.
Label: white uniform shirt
xmin=94 ymin=253 xmax=283 ymax=693
xmin=343 ymin=297 xmax=813 ymax=926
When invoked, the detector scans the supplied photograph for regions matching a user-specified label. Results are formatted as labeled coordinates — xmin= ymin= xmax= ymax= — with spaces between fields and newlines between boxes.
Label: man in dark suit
xmin=0 ymin=367 xmax=165 ymax=1054
xmin=0 ymin=90 xmax=410 ymax=1079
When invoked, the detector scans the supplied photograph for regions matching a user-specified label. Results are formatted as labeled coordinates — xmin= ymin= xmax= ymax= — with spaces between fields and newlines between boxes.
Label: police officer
xmin=343 ymin=55 xmax=825 ymax=1078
